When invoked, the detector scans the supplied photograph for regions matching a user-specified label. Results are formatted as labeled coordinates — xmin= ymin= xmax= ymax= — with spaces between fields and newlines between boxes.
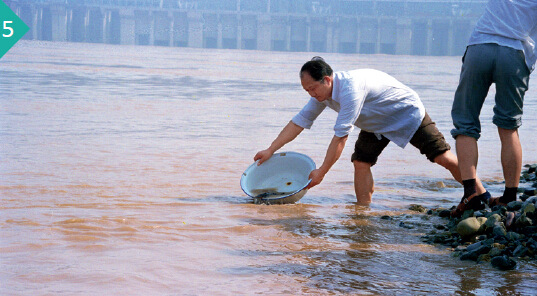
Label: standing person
xmin=254 ymin=57 xmax=488 ymax=205
xmin=450 ymin=1 xmax=537 ymax=216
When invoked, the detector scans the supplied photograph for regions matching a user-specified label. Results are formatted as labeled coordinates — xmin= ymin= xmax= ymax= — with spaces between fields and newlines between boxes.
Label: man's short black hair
xmin=300 ymin=56 xmax=333 ymax=82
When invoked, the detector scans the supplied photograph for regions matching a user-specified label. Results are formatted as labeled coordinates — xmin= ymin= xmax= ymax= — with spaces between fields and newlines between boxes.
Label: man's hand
xmin=307 ymin=169 xmax=326 ymax=189
xmin=254 ymin=149 xmax=274 ymax=165
xmin=253 ymin=121 xmax=304 ymax=166
xmin=305 ymin=135 xmax=348 ymax=190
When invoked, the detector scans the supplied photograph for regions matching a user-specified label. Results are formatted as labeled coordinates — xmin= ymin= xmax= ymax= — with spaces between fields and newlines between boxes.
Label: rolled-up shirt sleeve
xmin=292 ymin=98 xmax=326 ymax=129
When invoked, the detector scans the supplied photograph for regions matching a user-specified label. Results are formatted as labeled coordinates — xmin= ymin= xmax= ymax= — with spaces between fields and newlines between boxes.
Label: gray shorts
xmin=451 ymin=43 xmax=530 ymax=140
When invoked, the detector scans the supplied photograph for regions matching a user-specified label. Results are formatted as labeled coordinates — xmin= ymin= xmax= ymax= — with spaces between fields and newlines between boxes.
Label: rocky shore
xmin=419 ymin=164 xmax=537 ymax=270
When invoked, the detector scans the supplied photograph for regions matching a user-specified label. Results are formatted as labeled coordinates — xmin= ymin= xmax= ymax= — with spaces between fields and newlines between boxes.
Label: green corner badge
xmin=0 ymin=0 xmax=29 ymax=59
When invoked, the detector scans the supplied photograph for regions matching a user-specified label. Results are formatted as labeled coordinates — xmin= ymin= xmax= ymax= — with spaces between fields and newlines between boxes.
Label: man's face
xmin=301 ymin=72 xmax=332 ymax=102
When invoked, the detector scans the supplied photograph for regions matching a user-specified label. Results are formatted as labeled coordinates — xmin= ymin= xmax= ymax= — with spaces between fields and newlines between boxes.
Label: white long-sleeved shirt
xmin=468 ymin=0 xmax=537 ymax=72
xmin=292 ymin=69 xmax=426 ymax=148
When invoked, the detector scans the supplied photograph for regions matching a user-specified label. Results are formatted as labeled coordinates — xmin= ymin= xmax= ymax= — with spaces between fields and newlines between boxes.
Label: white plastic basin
xmin=241 ymin=152 xmax=316 ymax=204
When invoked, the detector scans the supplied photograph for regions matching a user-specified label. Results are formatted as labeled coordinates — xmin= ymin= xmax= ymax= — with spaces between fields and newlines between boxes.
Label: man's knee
xmin=432 ymin=150 xmax=456 ymax=167
xmin=353 ymin=160 xmax=372 ymax=172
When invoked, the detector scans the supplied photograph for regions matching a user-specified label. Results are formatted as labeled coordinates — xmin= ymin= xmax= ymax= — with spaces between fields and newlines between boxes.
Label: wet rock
xmin=434 ymin=224 xmax=446 ymax=230
xmin=438 ymin=209 xmax=451 ymax=218
xmin=461 ymin=210 xmax=475 ymax=220
xmin=407 ymin=163 xmax=537 ymax=270
xmin=525 ymin=164 xmax=537 ymax=173
xmin=474 ymin=210 xmax=487 ymax=218
xmin=460 ymin=240 xmax=492 ymax=261
xmin=477 ymin=254 xmax=491 ymax=263
xmin=456 ymin=217 xmax=486 ymax=237
xmin=491 ymin=255 xmax=517 ymax=270
xmin=513 ymin=245 xmax=528 ymax=257
xmin=476 ymin=234 xmax=488 ymax=241
xmin=466 ymin=238 xmax=494 ymax=253
xmin=409 ymin=204 xmax=427 ymax=213
xmin=380 ymin=215 xmax=393 ymax=220
xmin=432 ymin=233 xmax=452 ymax=244
xmin=523 ymin=188 xmax=537 ymax=196
xmin=492 ymin=222 xmax=507 ymax=238
xmin=488 ymin=247 xmax=503 ymax=258
xmin=481 ymin=214 xmax=502 ymax=233
xmin=514 ymin=213 xmax=533 ymax=228
xmin=399 ymin=221 xmax=413 ymax=229
xmin=506 ymin=231 xmax=521 ymax=242
xmin=524 ymin=196 xmax=537 ymax=207
xmin=522 ymin=172 xmax=536 ymax=181
xmin=507 ymin=201 xmax=523 ymax=211
xmin=523 ymin=203 xmax=535 ymax=215
xmin=491 ymin=206 xmax=507 ymax=217
xmin=519 ymin=226 xmax=537 ymax=235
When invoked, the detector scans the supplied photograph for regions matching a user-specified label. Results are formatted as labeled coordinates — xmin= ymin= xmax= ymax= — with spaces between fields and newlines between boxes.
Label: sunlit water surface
xmin=1 ymin=41 xmax=537 ymax=295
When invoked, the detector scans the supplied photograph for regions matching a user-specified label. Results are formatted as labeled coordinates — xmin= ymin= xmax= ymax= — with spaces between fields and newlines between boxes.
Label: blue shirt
xmin=468 ymin=0 xmax=537 ymax=72
xmin=292 ymin=69 xmax=426 ymax=148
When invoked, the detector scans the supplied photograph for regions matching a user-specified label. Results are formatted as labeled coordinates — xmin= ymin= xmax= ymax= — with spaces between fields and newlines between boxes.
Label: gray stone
xmin=524 ymin=196 xmax=537 ymax=206
xmin=513 ymin=245 xmax=528 ymax=257
xmin=488 ymin=247 xmax=503 ymax=258
xmin=466 ymin=238 xmax=494 ymax=253
xmin=461 ymin=210 xmax=475 ymax=220
xmin=477 ymin=254 xmax=491 ymax=262
xmin=527 ymin=238 xmax=537 ymax=248
xmin=515 ymin=213 xmax=533 ymax=228
xmin=491 ymin=206 xmax=508 ymax=217
xmin=455 ymin=245 xmax=466 ymax=252
xmin=461 ymin=243 xmax=491 ymax=261
xmin=409 ymin=204 xmax=427 ymax=213
xmin=399 ymin=221 xmax=413 ymax=229
xmin=457 ymin=217 xmax=485 ymax=237
xmin=507 ymin=201 xmax=523 ymax=211
xmin=519 ymin=226 xmax=537 ymax=235
xmin=481 ymin=214 xmax=502 ymax=233
xmin=474 ymin=211 xmax=486 ymax=218
xmin=490 ymin=255 xmax=517 ymax=270
xmin=523 ymin=203 xmax=535 ymax=214
xmin=460 ymin=250 xmax=479 ymax=261
xmin=523 ymin=188 xmax=537 ymax=196
xmin=492 ymin=222 xmax=507 ymax=238
xmin=506 ymin=231 xmax=521 ymax=241
xmin=438 ymin=209 xmax=451 ymax=218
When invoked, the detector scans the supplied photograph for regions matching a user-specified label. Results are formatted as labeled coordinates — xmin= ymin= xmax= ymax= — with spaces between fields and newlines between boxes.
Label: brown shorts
xmin=351 ymin=113 xmax=451 ymax=166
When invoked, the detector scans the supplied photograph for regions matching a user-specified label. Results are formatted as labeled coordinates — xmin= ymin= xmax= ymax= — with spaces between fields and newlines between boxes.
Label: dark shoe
xmin=488 ymin=197 xmax=505 ymax=207
xmin=451 ymin=192 xmax=486 ymax=218
xmin=488 ymin=196 xmax=515 ymax=208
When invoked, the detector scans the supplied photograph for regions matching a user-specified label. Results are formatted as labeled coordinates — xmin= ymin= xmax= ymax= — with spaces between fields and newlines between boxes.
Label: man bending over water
xmin=254 ymin=57 xmax=488 ymax=205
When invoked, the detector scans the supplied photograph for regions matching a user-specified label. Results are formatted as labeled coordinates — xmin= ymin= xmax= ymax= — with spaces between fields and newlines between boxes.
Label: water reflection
xmin=227 ymin=205 xmax=452 ymax=294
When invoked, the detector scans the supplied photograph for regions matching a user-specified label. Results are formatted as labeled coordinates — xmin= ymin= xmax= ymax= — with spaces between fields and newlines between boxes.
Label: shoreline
xmin=405 ymin=164 xmax=537 ymax=270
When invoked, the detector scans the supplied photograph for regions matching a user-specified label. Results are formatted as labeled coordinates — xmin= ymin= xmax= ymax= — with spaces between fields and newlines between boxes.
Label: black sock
xmin=462 ymin=179 xmax=477 ymax=197
xmin=499 ymin=187 xmax=518 ymax=204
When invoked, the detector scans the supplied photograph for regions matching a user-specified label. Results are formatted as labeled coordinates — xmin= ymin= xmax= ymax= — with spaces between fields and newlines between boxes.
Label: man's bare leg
xmin=455 ymin=135 xmax=479 ymax=181
xmin=451 ymin=135 xmax=490 ymax=216
xmin=498 ymin=127 xmax=522 ymax=188
xmin=486 ymin=127 xmax=523 ymax=206
xmin=353 ymin=160 xmax=374 ymax=205
xmin=433 ymin=149 xmax=486 ymax=194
